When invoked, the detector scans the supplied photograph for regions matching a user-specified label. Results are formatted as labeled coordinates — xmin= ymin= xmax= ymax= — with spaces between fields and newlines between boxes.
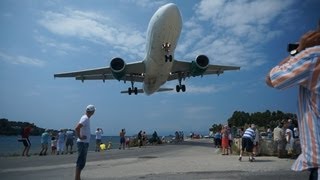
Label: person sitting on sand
xmin=99 ymin=143 xmax=106 ymax=151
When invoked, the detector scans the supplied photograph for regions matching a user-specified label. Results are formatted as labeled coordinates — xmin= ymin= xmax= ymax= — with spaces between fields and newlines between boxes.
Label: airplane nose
xmin=160 ymin=3 xmax=182 ymax=24
xmin=163 ymin=3 xmax=180 ymax=16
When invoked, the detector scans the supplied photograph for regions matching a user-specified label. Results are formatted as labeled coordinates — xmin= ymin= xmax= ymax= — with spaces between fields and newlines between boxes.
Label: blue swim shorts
xmin=76 ymin=142 xmax=89 ymax=170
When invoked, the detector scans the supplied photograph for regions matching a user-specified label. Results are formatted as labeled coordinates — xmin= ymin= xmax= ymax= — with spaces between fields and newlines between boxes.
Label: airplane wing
xmin=54 ymin=61 xmax=145 ymax=82
xmin=168 ymin=59 xmax=240 ymax=81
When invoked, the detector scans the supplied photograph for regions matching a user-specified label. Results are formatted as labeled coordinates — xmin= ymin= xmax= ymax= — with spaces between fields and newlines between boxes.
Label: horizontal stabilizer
xmin=120 ymin=87 xmax=173 ymax=94
xmin=120 ymin=89 xmax=144 ymax=94
xmin=157 ymin=88 xmax=174 ymax=92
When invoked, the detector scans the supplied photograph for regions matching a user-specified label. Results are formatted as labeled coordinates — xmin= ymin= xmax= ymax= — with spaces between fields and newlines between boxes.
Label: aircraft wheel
xmin=176 ymin=85 xmax=180 ymax=92
xmin=134 ymin=87 xmax=138 ymax=95
xmin=169 ymin=55 xmax=172 ymax=62
xmin=181 ymin=85 xmax=186 ymax=92
xmin=165 ymin=55 xmax=172 ymax=62
xmin=128 ymin=88 xmax=132 ymax=95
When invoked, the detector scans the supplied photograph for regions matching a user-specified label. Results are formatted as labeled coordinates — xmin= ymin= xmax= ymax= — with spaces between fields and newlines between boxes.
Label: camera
xmin=287 ymin=43 xmax=299 ymax=52
xmin=288 ymin=43 xmax=300 ymax=56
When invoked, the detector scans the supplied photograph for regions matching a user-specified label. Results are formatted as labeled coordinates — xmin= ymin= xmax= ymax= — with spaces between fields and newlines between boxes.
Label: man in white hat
xmin=75 ymin=105 xmax=95 ymax=180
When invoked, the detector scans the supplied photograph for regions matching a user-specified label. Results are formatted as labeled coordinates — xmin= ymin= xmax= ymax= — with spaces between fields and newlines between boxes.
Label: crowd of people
xmin=211 ymin=120 xmax=299 ymax=163
xmin=38 ymin=129 xmax=76 ymax=156
xmin=212 ymin=125 xmax=236 ymax=156
xmin=19 ymin=123 xmax=107 ymax=157
xmin=18 ymin=117 xmax=301 ymax=161
xmin=273 ymin=119 xmax=299 ymax=159
xmin=19 ymin=126 xmax=172 ymax=158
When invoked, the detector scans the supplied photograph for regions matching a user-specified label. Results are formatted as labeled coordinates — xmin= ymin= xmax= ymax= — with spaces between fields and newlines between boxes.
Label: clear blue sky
xmin=1 ymin=0 xmax=319 ymax=136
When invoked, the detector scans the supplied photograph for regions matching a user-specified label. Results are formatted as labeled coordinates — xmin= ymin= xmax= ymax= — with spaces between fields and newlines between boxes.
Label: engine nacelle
xmin=190 ymin=55 xmax=209 ymax=76
xmin=110 ymin=57 xmax=126 ymax=80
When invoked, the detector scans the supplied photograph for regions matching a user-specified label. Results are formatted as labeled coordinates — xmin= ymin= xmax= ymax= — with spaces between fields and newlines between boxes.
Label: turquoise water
xmin=0 ymin=135 xmax=121 ymax=156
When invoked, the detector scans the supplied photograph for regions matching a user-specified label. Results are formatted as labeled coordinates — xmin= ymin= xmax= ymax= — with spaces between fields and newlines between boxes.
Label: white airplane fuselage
xmin=142 ymin=3 xmax=182 ymax=95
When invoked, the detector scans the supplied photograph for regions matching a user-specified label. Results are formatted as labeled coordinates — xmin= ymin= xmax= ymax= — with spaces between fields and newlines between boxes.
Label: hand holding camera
xmin=288 ymin=20 xmax=320 ymax=56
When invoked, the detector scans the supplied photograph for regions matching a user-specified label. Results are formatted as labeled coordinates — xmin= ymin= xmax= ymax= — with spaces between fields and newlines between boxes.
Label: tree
xmin=226 ymin=110 xmax=297 ymax=130
xmin=209 ymin=124 xmax=222 ymax=133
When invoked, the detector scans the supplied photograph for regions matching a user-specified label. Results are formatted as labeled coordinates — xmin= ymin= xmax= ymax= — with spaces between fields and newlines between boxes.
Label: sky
xmin=1 ymin=0 xmax=319 ymax=136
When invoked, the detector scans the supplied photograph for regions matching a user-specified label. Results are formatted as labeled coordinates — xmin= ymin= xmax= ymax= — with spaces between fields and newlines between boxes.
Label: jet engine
xmin=110 ymin=57 xmax=126 ymax=80
xmin=190 ymin=55 xmax=209 ymax=76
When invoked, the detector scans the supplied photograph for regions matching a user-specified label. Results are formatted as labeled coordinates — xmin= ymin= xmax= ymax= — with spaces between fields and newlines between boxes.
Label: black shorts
xmin=96 ymin=139 xmax=101 ymax=145
xmin=22 ymin=138 xmax=31 ymax=147
xmin=66 ymin=139 xmax=74 ymax=146
xmin=241 ymin=137 xmax=253 ymax=152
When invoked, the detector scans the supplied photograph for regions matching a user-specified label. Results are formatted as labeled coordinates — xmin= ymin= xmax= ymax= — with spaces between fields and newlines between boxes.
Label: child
xmin=51 ymin=136 xmax=57 ymax=155
xmin=107 ymin=141 xmax=112 ymax=150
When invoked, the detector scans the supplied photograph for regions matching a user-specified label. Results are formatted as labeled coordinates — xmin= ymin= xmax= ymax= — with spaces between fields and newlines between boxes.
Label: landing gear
xmin=176 ymin=76 xmax=186 ymax=93
xmin=176 ymin=84 xmax=186 ymax=92
xmin=128 ymin=81 xmax=138 ymax=95
xmin=165 ymin=55 xmax=173 ymax=62
xmin=162 ymin=42 xmax=172 ymax=62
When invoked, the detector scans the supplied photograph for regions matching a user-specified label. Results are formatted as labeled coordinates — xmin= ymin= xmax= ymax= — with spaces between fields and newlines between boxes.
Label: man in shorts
xmin=21 ymin=124 xmax=33 ymax=156
xmin=65 ymin=129 xmax=75 ymax=154
xmin=239 ymin=124 xmax=256 ymax=162
xmin=75 ymin=105 xmax=95 ymax=180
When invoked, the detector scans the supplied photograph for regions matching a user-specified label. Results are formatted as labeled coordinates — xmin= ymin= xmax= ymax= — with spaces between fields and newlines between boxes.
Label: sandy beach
xmin=0 ymin=139 xmax=309 ymax=180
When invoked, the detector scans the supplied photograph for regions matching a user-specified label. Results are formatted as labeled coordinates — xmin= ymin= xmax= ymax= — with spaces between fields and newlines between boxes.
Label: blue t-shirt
xmin=214 ymin=132 xmax=221 ymax=139
xmin=41 ymin=132 xmax=50 ymax=144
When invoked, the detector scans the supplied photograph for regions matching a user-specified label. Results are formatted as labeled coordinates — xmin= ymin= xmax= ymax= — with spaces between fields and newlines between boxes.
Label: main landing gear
xmin=162 ymin=42 xmax=172 ymax=62
xmin=176 ymin=76 xmax=186 ymax=93
xmin=128 ymin=81 xmax=138 ymax=95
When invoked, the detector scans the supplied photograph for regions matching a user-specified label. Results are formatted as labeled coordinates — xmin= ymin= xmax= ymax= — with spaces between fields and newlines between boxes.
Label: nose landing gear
xmin=162 ymin=42 xmax=172 ymax=62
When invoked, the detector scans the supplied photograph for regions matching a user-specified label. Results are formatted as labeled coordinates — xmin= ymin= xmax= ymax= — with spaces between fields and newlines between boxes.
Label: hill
xmin=0 ymin=118 xmax=46 ymax=136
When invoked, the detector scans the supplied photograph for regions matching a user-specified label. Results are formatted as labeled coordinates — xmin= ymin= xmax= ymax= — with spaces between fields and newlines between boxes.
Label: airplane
xmin=54 ymin=3 xmax=240 ymax=95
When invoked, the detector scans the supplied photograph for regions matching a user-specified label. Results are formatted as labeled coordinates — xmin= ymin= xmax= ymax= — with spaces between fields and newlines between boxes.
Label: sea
xmin=0 ymin=135 xmax=121 ymax=156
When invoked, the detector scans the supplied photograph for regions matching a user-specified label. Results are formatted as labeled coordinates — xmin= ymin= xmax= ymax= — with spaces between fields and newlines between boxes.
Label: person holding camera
xmin=95 ymin=128 xmax=103 ymax=152
xmin=266 ymin=27 xmax=320 ymax=180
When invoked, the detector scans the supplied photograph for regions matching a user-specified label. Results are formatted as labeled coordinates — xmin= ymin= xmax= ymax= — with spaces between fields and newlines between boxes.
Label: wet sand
xmin=0 ymin=139 xmax=309 ymax=180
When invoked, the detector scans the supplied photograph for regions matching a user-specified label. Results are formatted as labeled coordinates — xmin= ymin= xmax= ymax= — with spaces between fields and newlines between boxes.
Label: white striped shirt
xmin=268 ymin=45 xmax=320 ymax=171
xmin=242 ymin=127 xmax=255 ymax=141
